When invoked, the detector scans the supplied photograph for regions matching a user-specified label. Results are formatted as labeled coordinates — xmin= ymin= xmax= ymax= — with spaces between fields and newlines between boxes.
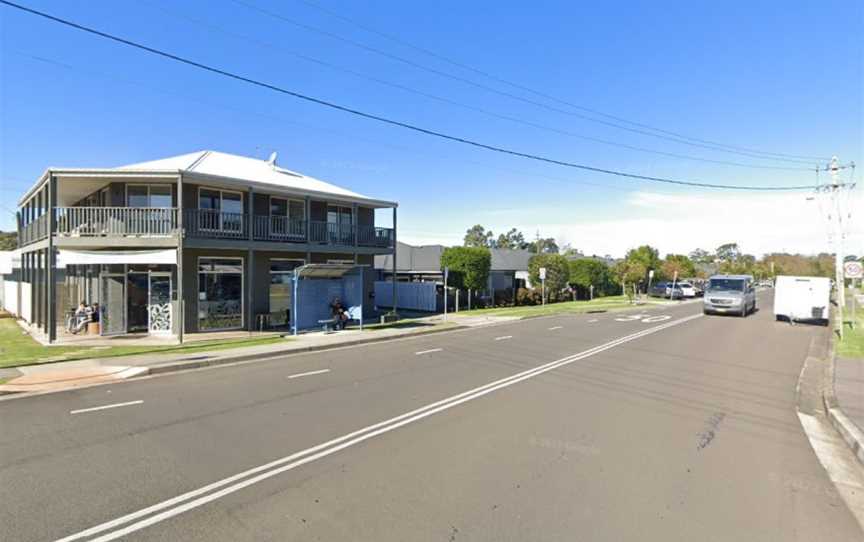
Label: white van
xmin=773 ymin=275 xmax=830 ymax=324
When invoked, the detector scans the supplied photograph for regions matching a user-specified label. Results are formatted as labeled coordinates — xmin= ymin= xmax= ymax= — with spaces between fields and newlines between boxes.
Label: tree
xmin=440 ymin=246 xmax=491 ymax=293
xmin=612 ymin=259 xmax=647 ymax=300
xmin=660 ymin=254 xmax=696 ymax=281
xmin=560 ymin=244 xmax=584 ymax=259
xmin=689 ymin=248 xmax=713 ymax=264
xmin=528 ymin=253 xmax=570 ymax=302
xmin=569 ymin=258 xmax=614 ymax=298
xmin=0 ymin=231 xmax=16 ymax=251
xmin=495 ymin=228 xmax=528 ymax=250
xmin=528 ymin=237 xmax=559 ymax=254
xmin=624 ymin=245 xmax=660 ymax=284
xmin=715 ymin=243 xmax=741 ymax=263
xmin=463 ymin=225 xmax=493 ymax=248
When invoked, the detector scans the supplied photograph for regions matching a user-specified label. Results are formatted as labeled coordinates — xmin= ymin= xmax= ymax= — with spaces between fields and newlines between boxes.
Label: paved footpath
xmin=1 ymin=291 xmax=862 ymax=541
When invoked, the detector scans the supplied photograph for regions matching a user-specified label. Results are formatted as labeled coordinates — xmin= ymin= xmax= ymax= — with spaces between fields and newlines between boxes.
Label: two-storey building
xmin=15 ymin=150 xmax=397 ymax=342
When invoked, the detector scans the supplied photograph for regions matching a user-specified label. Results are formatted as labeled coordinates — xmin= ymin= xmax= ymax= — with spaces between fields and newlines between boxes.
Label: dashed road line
xmin=494 ymin=335 xmax=513 ymax=341
xmin=548 ymin=326 xmax=563 ymax=330
xmin=415 ymin=348 xmax=443 ymax=355
xmin=70 ymin=400 xmax=143 ymax=415
xmin=55 ymin=313 xmax=702 ymax=542
xmin=286 ymin=369 xmax=331 ymax=379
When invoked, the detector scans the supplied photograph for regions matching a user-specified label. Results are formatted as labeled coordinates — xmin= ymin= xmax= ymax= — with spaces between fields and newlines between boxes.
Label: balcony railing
xmin=252 ymin=215 xmax=307 ymax=242
xmin=56 ymin=207 xmax=178 ymax=237
xmin=19 ymin=213 xmax=49 ymax=246
xmin=184 ymin=209 xmax=248 ymax=239
xmin=17 ymin=207 xmax=395 ymax=248
xmin=357 ymin=225 xmax=395 ymax=248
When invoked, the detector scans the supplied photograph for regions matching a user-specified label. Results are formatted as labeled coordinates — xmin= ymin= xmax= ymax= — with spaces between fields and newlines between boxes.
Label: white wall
xmin=2 ymin=279 xmax=19 ymax=316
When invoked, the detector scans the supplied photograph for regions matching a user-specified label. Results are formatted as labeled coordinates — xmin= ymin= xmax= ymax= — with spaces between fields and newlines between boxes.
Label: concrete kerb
xmin=823 ymin=338 xmax=864 ymax=467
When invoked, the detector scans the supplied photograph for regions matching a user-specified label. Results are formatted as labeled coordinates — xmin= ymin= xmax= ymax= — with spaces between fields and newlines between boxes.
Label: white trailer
xmin=773 ymin=275 xmax=831 ymax=324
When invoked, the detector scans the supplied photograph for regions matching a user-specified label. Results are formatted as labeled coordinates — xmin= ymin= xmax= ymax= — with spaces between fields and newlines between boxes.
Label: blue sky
xmin=1 ymin=0 xmax=861 ymax=256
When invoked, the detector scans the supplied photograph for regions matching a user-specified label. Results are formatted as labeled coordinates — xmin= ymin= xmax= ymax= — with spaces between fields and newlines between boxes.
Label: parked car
xmin=649 ymin=281 xmax=684 ymax=299
xmin=703 ymin=275 xmax=756 ymax=316
xmin=676 ymin=282 xmax=698 ymax=298
xmin=649 ymin=281 xmax=668 ymax=298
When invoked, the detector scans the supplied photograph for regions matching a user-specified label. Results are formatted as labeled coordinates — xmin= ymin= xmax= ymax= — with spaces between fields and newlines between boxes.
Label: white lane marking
xmin=286 ymin=369 xmax=331 ymax=379
xmin=548 ymin=326 xmax=563 ymax=330
xmin=414 ymin=348 xmax=443 ymax=355
xmin=57 ymin=313 xmax=703 ymax=542
xmin=587 ymin=319 xmax=599 ymax=323
xmin=641 ymin=315 xmax=671 ymax=323
xmin=494 ymin=335 xmax=513 ymax=341
xmin=69 ymin=400 xmax=143 ymax=415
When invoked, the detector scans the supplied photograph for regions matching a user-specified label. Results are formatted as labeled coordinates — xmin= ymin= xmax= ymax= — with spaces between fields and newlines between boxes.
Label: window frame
xmin=196 ymin=256 xmax=245 ymax=331
xmin=197 ymin=187 xmax=245 ymax=232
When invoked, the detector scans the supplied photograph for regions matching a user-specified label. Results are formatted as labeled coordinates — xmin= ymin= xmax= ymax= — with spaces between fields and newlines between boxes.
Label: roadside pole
xmin=443 ymin=266 xmax=448 ymax=321
xmin=540 ymin=267 xmax=547 ymax=307
xmin=670 ymin=270 xmax=678 ymax=302
xmin=590 ymin=284 xmax=594 ymax=301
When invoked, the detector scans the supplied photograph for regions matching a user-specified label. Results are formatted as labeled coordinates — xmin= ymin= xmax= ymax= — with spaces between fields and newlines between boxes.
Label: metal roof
xmin=19 ymin=150 xmax=398 ymax=208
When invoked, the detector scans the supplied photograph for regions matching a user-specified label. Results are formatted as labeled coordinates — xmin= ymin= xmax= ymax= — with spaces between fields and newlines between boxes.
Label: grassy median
xmin=0 ymin=319 xmax=288 ymax=369
xmin=838 ymin=310 xmax=864 ymax=358
xmin=452 ymin=295 xmax=669 ymax=318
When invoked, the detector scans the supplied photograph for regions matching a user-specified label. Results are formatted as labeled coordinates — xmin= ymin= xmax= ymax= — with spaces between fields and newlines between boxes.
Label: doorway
xmin=127 ymin=272 xmax=149 ymax=333
xmin=100 ymin=269 xmax=173 ymax=335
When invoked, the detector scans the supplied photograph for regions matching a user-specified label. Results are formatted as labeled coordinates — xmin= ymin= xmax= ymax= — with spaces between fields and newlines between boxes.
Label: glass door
xmin=148 ymin=273 xmax=172 ymax=334
xmin=100 ymin=274 xmax=126 ymax=335
xmin=127 ymin=272 xmax=149 ymax=333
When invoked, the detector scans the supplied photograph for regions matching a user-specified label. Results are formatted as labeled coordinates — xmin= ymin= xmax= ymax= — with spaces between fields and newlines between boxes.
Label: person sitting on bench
xmin=329 ymin=297 xmax=348 ymax=330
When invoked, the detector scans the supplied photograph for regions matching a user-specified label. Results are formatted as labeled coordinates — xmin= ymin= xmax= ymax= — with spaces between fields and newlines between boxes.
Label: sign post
xmin=670 ymin=270 xmax=678 ymax=301
xmin=443 ymin=266 xmax=449 ymax=321
xmin=539 ymin=267 xmax=547 ymax=306
xmin=845 ymin=261 xmax=863 ymax=328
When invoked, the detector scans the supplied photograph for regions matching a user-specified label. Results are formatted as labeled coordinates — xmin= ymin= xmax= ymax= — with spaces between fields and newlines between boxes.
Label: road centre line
xmin=548 ymin=326 xmax=563 ymax=330
xmin=69 ymin=400 xmax=143 ymax=415
xmin=494 ymin=335 xmax=513 ymax=341
xmin=415 ymin=348 xmax=443 ymax=355
xmin=56 ymin=312 xmax=703 ymax=542
xmin=286 ymin=369 xmax=331 ymax=379
xmin=588 ymin=319 xmax=599 ymax=323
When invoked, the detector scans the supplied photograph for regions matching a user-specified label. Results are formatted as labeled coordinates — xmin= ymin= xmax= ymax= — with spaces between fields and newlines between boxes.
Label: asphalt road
xmin=1 ymin=291 xmax=861 ymax=541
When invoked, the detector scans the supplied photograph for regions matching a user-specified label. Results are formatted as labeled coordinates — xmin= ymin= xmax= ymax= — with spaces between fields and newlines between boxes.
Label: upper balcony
xmin=20 ymin=207 xmax=394 ymax=250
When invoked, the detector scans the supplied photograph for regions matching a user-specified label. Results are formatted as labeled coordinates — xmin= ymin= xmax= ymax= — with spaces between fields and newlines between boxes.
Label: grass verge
xmin=838 ymin=307 xmax=864 ymax=358
xmin=0 ymin=319 xmax=288 ymax=369
xmin=451 ymin=295 xmax=666 ymax=318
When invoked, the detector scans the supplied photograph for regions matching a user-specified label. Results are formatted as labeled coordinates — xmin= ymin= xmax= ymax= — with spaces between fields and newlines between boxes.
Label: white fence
xmin=374 ymin=281 xmax=437 ymax=312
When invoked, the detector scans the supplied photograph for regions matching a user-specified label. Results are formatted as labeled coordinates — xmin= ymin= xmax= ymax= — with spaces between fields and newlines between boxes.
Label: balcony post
xmin=46 ymin=174 xmax=57 ymax=343
xmin=247 ymin=187 xmax=254 ymax=331
xmin=391 ymin=206 xmax=397 ymax=316
xmin=176 ymin=173 xmax=184 ymax=344
xmin=353 ymin=203 xmax=358 ymax=249
xmin=304 ymin=196 xmax=311 ymax=243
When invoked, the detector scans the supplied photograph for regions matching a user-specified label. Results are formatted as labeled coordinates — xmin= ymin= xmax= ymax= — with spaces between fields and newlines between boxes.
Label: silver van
xmin=703 ymin=275 xmax=756 ymax=317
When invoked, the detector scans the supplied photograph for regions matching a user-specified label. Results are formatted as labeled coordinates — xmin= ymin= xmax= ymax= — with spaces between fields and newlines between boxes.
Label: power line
xmin=8 ymin=50 xmax=685 ymax=197
xmin=239 ymin=0 xmax=826 ymax=165
xmin=137 ymin=1 xmax=813 ymax=173
xmin=0 ymin=1 xmax=818 ymax=192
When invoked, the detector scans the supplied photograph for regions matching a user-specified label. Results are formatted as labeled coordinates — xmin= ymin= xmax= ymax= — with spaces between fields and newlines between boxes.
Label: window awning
xmin=57 ymin=249 xmax=177 ymax=266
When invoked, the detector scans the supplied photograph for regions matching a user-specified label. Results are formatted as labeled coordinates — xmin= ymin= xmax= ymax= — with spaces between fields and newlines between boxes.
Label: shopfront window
xmin=198 ymin=257 xmax=243 ymax=330
xmin=269 ymin=259 xmax=303 ymax=327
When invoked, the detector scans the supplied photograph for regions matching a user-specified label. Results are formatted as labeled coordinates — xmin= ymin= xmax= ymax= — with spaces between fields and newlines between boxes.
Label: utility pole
xmin=819 ymin=156 xmax=856 ymax=337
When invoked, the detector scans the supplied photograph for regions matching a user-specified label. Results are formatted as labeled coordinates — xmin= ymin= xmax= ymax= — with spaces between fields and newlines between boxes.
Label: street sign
xmin=845 ymin=261 xmax=863 ymax=279
xmin=648 ymin=269 xmax=655 ymax=279
xmin=539 ymin=267 xmax=547 ymax=280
